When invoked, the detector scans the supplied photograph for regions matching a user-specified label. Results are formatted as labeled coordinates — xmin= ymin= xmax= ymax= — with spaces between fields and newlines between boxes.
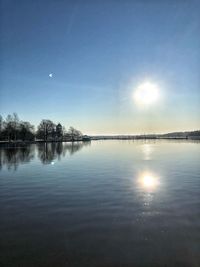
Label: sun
xmin=133 ymin=82 xmax=159 ymax=107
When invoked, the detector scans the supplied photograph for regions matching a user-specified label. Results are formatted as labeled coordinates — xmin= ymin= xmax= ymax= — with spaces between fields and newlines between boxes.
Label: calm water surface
xmin=0 ymin=140 xmax=200 ymax=267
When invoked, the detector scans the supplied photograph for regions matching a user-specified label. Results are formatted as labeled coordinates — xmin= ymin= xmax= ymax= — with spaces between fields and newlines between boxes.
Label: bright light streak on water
xmin=138 ymin=171 xmax=159 ymax=191
xmin=142 ymin=143 xmax=154 ymax=160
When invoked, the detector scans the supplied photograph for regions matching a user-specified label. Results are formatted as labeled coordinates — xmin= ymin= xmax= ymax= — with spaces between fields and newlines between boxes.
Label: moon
xmin=49 ymin=73 xmax=53 ymax=78
xmin=133 ymin=82 xmax=159 ymax=107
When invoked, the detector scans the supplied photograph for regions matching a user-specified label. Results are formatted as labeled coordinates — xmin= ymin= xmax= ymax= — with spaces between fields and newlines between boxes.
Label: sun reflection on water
xmin=142 ymin=144 xmax=154 ymax=160
xmin=138 ymin=171 xmax=159 ymax=192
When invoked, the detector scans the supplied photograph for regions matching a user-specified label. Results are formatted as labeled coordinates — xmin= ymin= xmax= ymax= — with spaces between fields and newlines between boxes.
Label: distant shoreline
xmin=0 ymin=135 xmax=199 ymax=147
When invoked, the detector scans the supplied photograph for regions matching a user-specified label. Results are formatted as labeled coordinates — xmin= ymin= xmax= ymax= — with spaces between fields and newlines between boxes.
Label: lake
xmin=0 ymin=140 xmax=200 ymax=267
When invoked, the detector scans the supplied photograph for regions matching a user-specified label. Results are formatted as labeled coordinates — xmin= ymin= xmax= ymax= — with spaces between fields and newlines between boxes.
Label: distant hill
xmin=159 ymin=130 xmax=200 ymax=138
xmin=90 ymin=130 xmax=200 ymax=140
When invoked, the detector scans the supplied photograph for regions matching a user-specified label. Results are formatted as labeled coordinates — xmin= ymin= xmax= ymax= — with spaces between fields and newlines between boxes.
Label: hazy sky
xmin=0 ymin=0 xmax=200 ymax=134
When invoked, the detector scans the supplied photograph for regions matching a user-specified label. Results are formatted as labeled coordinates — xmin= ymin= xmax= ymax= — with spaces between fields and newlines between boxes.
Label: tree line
xmin=0 ymin=113 xmax=83 ymax=142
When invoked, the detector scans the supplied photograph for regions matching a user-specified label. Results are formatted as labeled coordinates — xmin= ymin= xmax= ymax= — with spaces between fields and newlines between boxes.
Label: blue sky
xmin=0 ymin=0 xmax=200 ymax=134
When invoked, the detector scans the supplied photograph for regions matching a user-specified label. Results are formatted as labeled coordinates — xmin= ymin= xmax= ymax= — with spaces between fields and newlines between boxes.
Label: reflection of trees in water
xmin=37 ymin=141 xmax=91 ymax=164
xmin=0 ymin=141 xmax=91 ymax=170
xmin=0 ymin=145 xmax=35 ymax=171
xmin=64 ymin=141 xmax=90 ymax=156
xmin=37 ymin=143 xmax=57 ymax=164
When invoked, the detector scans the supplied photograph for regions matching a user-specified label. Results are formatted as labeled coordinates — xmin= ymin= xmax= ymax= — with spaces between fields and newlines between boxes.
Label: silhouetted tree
xmin=1 ymin=114 xmax=35 ymax=142
xmin=37 ymin=120 xmax=55 ymax=141
xmin=5 ymin=114 xmax=14 ymax=141
xmin=20 ymin=122 xmax=35 ymax=141
xmin=0 ymin=113 xmax=85 ymax=143
xmin=2 ymin=113 xmax=20 ymax=141
xmin=13 ymin=113 xmax=19 ymax=141
xmin=68 ymin=126 xmax=82 ymax=141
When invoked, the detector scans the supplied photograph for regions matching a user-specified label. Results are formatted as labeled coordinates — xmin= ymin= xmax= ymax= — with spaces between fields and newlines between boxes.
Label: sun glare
xmin=138 ymin=171 xmax=159 ymax=191
xmin=143 ymin=175 xmax=155 ymax=187
xmin=133 ymin=82 xmax=159 ymax=107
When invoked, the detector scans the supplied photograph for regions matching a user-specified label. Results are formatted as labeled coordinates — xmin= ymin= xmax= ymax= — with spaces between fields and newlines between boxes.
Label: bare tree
xmin=20 ymin=121 xmax=35 ymax=141
xmin=13 ymin=113 xmax=20 ymax=141
xmin=5 ymin=114 xmax=14 ymax=142
xmin=68 ymin=126 xmax=82 ymax=141
xmin=37 ymin=120 xmax=55 ymax=141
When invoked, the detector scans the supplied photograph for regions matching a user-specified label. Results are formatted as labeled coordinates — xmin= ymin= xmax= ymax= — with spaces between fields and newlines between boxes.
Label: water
xmin=0 ymin=140 xmax=200 ymax=267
